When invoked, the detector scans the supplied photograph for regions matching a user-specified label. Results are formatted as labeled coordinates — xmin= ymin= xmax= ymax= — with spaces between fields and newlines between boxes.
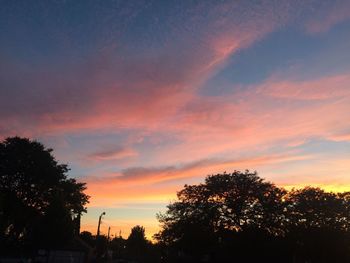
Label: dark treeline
xmin=1 ymin=137 xmax=350 ymax=262
xmin=155 ymin=171 xmax=350 ymax=263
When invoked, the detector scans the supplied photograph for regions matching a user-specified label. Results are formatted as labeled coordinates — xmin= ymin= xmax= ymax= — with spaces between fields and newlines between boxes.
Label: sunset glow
xmin=1 ymin=0 xmax=350 ymax=239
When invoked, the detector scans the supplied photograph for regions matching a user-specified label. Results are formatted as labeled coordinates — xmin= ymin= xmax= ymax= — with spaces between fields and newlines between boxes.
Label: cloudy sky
xmin=1 ymin=0 xmax=350 ymax=238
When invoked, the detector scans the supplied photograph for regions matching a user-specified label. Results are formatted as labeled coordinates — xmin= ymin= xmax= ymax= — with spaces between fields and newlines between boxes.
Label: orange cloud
xmin=269 ymin=157 xmax=350 ymax=192
xmin=84 ymin=152 xmax=313 ymax=207
xmin=82 ymin=154 xmax=350 ymax=238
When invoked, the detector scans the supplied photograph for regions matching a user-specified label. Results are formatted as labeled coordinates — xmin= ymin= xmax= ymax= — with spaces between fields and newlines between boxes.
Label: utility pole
xmin=97 ymin=212 xmax=106 ymax=237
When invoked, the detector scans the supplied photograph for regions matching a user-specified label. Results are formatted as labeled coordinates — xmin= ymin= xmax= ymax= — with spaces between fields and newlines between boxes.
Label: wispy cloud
xmin=305 ymin=0 xmax=350 ymax=34
xmin=88 ymin=146 xmax=138 ymax=161
xmin=0 ymin=0 xmax=298 ymax=137
xmin=85 ymin=152 xmax=314 ymax=205
xmin=116 ymin=154 xmax=312 ymax=184
xmin=257 ymin=74 xmax=350 ymax=100
xmin=2 ymin=0 xmax=350 ymax=238
xmin=326 ymin=133 xmax=350 ymax=142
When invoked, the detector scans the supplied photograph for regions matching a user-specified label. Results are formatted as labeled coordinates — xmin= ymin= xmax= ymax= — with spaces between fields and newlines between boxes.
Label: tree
xmin=283 ymin=187 xmax=350 ymax=262
xmin=156 ymin=171 xmax=285 ymax=241
xmin=110 ymin=234 xmax=127 ymax=259
xmin=127 ymin=225 xmax=147 ymax=250
xmin=0 ymin=136 xmax=89 ymax=248
xmin=155 ymin=171 xmax=287 ymax=261
xmin=284 ymin=187 xmax=350 ymax=230
xmin=80 ymin=231 xmax=95 ymax=247
xmin=155 ymin=171 xmax=350 ymax=262
xmin=126 ymin=225 xmax=149 ymax=261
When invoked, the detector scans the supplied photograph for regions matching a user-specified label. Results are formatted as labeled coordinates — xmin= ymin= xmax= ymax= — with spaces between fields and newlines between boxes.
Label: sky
xmin=1 ymin=0 xmax=350 ymax=239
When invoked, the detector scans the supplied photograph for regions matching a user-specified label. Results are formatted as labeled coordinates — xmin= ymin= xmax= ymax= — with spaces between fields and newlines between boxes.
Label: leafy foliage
xmin=0 ymin=137 xmax=89 ymax=248
xmin=156 ymin=171 xmax=350 ymax=262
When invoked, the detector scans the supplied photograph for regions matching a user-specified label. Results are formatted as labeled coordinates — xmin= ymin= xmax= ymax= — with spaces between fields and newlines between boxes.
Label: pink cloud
xmin=305 ymin=0 xmax=350 ymax=33
xmin=257 ymin=74 xmax=350 ymax=100
xmin=42 ymin=69 xmax=349 ymax=172
xmin=146 ymin=72 xmax=350 ymax=164
xmin=85 ymin=152 xmax=313 ymax=194
xmin=326 ymin=133 xmax=350 ymax=142
xmin=3 ymin=0 xmax=350 ymax=240
xmin=82 ymin=153 xmax=350 ymax=238
xmin=2 ymin=1 xmax=348 ymax=142
xmin=0 ymin=0 xmax=298 ymax=139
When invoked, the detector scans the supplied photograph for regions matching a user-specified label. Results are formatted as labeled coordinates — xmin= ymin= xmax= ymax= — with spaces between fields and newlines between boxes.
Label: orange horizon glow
xmin=1 ymin=0 xmax=350 ymax=241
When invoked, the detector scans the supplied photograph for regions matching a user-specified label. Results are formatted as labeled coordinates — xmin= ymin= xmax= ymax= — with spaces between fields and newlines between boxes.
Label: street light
xmin=107 ymin=226 xmax=111 ymax=241
xmin=97 ymin=211 xmax=106 ymax=237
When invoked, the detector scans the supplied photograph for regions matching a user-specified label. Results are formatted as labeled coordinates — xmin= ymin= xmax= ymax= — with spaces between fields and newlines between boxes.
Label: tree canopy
xmin=0 ymin=136 xmax=89 ymax=248
xmin=156 ymin=171 xmax=350 ymax=262
xmin=126 ymin=225 xmax=149 ymax=260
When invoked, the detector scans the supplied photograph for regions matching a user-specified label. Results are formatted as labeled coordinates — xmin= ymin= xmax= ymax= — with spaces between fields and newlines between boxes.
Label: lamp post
xmin=107 ymin=226 xmax=111 ymax=241
xmin=97 ymin=212 xmax=106 ymax=237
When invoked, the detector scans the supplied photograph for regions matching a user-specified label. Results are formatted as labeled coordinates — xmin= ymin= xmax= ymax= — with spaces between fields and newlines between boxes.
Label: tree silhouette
xmin=126 ymin=225 xmax=147 ymax=253
xmin=156 ymin=171 xmax=285 ymax=243
xmin=156 ymin=171 xmax=350 ymax=262
xmin=125 ymin=225 xmax=157 ymax=262
xmin=79 ymin=231 xmax=95 ymax=247
xmin=282 ymin=187 xmax=350 ymax=262
xmin=110 ymin=234 xmax=127 ymax=259
xmin=0 ymin=136 xmax=89 ymax=249
xmin=284 ymin=187 xmax=350 ymax=230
